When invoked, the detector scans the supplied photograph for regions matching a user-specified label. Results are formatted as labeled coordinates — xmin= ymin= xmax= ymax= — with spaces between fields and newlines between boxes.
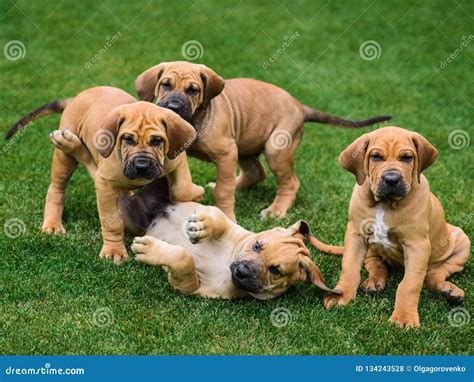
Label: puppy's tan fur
xmin=135 ymin=61 xmax=391 ymax=221
xmin=7 ymin=86 xmax=204 ymax=264
xmin=312 ymin=126 xmax=470 ymax=328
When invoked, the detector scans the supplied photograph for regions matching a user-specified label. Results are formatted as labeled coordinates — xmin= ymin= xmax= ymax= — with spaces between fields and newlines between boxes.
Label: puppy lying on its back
xmin=126 ymin=178 xmax=341 ymax=299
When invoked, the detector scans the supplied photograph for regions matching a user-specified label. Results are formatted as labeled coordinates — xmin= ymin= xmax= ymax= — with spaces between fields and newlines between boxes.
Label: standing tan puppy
xmin=6 ymin=86 xmax=204 ymax=264
xmin=314 ymin=126 xmax=470 ymax=328
xmin=135 ymin=61 xmax=392 ymax=221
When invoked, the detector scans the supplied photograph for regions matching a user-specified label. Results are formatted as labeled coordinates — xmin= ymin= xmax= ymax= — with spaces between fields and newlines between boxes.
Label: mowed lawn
xmin=0 ymin=0 xmax=472 ymax=355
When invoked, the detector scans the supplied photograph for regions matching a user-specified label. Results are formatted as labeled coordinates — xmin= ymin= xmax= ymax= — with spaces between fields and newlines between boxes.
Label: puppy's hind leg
xmin=360 ymin=249 xmax=388 ymax=295
xmin=42 ymin=148 xmax=78 ymax=234
xmin=50 ymin=129 xmax=98 ymax=180
xmin=260 ymin=126 xmax=301 ymax=218
xmin=425 ymin=226 xmax=470 ymax=305
xmin=236 ymin=156 xmax=266 ymax=190
xmin=132 ymin=236 xmax=200 ymax=294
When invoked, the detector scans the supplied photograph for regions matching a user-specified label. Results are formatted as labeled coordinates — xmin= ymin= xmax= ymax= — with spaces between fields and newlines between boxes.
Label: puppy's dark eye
xmin=268 ymin=266 xmax=282 ymax=276
xmin=186 ymin=87 xmax=199 ymax=96
xmin=150 ymin=136 xmax=164 ymax=147
xmin=252 ymin=241 xmax=261 ymax=253
xmin=400 ymin=154 xmax=413 ymax=162
xmin=122 ymin=135 xmax=134 ymax=145
xmin=370 ymin=153 xmax=383 ymax=161
xmin=161 ymin=82 xmax=172 ymax=90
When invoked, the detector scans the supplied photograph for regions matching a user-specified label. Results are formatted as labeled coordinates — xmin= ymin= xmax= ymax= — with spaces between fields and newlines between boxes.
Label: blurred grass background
xmin=0 ymin=0 xmax=472 ymax=354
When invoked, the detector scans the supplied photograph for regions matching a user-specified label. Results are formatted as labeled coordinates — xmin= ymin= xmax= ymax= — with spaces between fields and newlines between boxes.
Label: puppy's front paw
xmin=99 ymin=243 xmax=128 ymax=265
xmin=131 ymin=235 xmax=163 ymax=266
xmin=49 ymin=129 xmax=82 ymax=155
xmin=185 ymin=213 xmax=212 ymax=244
xmin=259 ymin=205 xmax=288 ymax=219
xmin=41 ymin=221 xmax=66 ymax=235
xmin=323 ymin=289 xmax=355 ymax=309
xmin=389 ymin=310 xmax=420 ymax=329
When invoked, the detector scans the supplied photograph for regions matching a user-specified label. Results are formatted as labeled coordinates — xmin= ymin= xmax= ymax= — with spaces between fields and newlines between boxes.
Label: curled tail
xmin=5 ymin=98 xmax=72 ymax=140
xmin=308 ymin=235 xmax=344 ymax=256
xmin=303 ymin=105 xmax=391 ymax=128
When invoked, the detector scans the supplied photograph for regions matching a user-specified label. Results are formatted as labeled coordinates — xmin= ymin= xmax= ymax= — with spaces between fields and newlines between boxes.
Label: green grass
xmin=0 ymin=0 xmax=472 ymax=355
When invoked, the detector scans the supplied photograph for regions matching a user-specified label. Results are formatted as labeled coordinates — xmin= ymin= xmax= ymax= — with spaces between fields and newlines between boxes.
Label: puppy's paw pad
xmin=360 ymin=277 xmax=386 ymax=296
xmin=99 ymin=245 xmax=128 ymax=266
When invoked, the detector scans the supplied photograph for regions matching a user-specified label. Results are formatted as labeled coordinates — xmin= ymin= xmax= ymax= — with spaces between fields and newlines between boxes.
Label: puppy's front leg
xmin=213 ymin=148 xmax=238 ymax=221
xmin=324 ymin=223 xmax=367 ymax=308
xmin=132 ymin=236 xmax=199 ymax=294
xmin=185 ymin=206 xmax=231 ymax=244
xmin=95 ymin=176 xmax=128 ymax=265
xmin=390 ymin=239 xmax=430 ymax=329
xmin=167 ymin=153 xmax=204 ymax=202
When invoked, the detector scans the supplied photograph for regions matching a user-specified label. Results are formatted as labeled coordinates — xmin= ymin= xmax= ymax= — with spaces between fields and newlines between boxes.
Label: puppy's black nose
xmin=167 ymin=100 xmax=181 ymax=113
xmin=382 ymin=172 xmax=401 ymax=186
xmin=134 ymin=157 xmax=152 ymax=171
xmin=234 ymin=262 xmax=252 ymax=280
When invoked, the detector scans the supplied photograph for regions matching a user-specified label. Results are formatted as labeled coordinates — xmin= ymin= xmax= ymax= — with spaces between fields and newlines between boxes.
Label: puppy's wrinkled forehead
xmin=369 ymin=128 xmax=417 ymax=154
xmin=162 ymin=62 xmax=202 ymax=82
xmin=121 ymin=102 xmax=166 ymax=130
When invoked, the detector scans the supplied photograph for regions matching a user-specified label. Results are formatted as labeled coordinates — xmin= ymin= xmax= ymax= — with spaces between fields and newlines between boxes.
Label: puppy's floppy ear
xmin=338 ymin=133 xmax=370 ymax=185
xmin=299 ymin=256 xmax=342 ymax=294
xmin=411 ymin=132 xmax=438 ymax=183
xmin=135 ymin=63 xmax=166 ymax=102
xmin=286 ymin=220 xmax=310 ymax=240
xmin=163 ymin=110 xmax=197 ymax=159
xmin=98 ymin=105 xmax=128 ymax=158
xmin=199 ymin=65 xmax=225 ymax=108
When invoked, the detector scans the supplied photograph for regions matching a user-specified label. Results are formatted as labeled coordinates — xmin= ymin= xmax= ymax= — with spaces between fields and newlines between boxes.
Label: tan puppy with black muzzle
xmin=135 ymin=61 xmax=392 ymax=221
xmin=116 ymin=178 xmax=340 ymax=299
xmin=312 ymin=126 xmax=470 ymax=328
xmin=6 ymin=86 xmax=204 ymax=265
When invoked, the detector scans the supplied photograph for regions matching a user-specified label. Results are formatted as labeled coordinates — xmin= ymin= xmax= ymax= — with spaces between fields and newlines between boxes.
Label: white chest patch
xmin=371 ymin=207 xmax=393 ymax=249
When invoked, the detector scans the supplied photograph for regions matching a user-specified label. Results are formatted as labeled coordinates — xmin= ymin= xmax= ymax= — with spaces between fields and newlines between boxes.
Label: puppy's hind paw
xmin=49 ymin=129 xmax=82 ymax=155
xmin=185 ymin=213 xmax=211 ymax=244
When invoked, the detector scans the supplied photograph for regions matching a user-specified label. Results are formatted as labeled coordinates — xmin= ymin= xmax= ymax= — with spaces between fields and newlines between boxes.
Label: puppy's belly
xmin=145 ymin=202 xmax=238 ymax=297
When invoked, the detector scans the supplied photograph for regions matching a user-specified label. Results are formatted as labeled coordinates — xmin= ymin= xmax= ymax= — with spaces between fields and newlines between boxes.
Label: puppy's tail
xmin=308 ymin=235 xmax=344 ymax=256
xmin=5 ymin=98 xmax=73 ymax=140
xmin=303 ymin=105 xmax=391 ymax=128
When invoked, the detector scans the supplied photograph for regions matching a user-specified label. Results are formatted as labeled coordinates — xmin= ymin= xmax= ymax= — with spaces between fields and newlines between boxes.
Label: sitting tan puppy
xmin=121 ymin=178 xmax=340 ymax=299
xmin=134 ymin=61 xmax=391 ymax=221
xmin=315 ymin=126 xmax=470 ymax=328
xmin=6 ymin=86 xmax=204 ymax=264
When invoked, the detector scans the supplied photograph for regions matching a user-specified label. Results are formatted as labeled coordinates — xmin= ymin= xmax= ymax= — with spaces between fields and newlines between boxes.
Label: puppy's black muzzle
xmin=157 ymin=92 xmax=192 ymax=122
xmin=230 ymin=261 xmax=263 ymax=293
xmin=378 ymin=171 xmax=406 ymax=199
xmin=123 ymin=155 xmax=162 ymax=180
